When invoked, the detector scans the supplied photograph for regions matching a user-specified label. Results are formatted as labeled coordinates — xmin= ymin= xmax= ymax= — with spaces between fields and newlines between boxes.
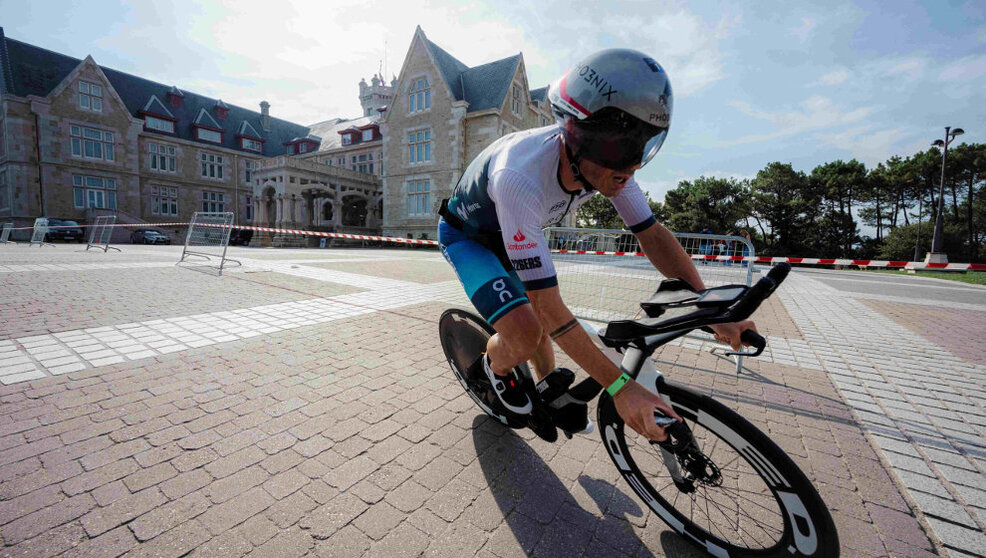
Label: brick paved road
xmin=0 ymin=245 xmax=975 ymax=557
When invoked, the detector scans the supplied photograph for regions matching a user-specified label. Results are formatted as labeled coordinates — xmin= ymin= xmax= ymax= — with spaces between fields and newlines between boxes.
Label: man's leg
xmin=486 ymin=302 xmax=543 ymax=378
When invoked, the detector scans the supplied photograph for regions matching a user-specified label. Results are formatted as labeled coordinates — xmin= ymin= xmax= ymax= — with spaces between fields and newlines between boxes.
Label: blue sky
xmin=2 ymin=0 xmax=984 ymax=201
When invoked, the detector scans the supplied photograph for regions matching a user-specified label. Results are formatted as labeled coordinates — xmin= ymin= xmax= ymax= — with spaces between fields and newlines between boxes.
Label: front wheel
xmin=598 ymin=381 xmax=839 ymax=557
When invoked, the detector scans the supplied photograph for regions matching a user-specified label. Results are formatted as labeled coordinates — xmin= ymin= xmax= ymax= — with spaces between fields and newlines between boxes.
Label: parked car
xmin=228 ymin=228 xmax=254 ymax=246
xmin=130 ymin=229 xmax=171 ymax=244
xmin=44 ymin=219 xmax=86 ymax=242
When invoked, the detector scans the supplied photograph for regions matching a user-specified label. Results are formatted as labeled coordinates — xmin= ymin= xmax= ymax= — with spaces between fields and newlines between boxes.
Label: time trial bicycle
xmin=439 ymin=263 xmax=839 ymax=557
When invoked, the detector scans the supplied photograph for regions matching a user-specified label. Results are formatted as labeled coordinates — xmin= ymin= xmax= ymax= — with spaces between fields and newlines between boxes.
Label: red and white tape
xmin=5 ymin=221 xmax=983 ymax=270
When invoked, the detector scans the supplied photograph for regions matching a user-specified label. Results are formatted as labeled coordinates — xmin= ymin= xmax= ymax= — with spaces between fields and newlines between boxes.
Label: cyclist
xmin=438 ymin=49 xmax=756 ymax=441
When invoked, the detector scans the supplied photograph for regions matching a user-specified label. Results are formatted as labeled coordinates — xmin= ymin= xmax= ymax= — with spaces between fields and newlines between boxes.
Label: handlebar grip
xmin=741 ymin=329 xmax=766 ymax=353
xmin=766 ymin=262 xmax=791 ymax=285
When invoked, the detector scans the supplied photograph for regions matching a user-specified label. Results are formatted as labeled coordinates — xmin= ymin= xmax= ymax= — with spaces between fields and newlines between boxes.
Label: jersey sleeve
xmin=488 ymin=169 xmax=558 ymax=291
xmin=610 ymin=178 xmax=657 ymax=233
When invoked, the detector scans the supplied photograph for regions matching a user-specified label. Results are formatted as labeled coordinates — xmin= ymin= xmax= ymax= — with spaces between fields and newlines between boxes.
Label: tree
xmin=749 ymin=163 xmax=811 ymax=255
xmin=663 ymin=176 xmax=749 ymax=234
xmin=810 ymin=159 xmax=866 ymax=256
xmin=575 ymin=189 xmax=665 ymax=230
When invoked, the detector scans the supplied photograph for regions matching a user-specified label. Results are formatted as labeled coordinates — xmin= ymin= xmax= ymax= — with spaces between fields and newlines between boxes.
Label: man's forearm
xmin=637 ymin=222 xmax=706 ymax=290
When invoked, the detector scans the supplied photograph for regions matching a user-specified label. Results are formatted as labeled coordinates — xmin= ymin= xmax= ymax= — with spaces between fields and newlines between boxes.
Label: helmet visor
xmin=568 ymin=114 xmax=668 ymax=170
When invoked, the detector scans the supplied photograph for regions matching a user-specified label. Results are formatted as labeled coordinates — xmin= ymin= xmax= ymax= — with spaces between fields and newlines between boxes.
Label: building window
xmin=299 ymin=142 xmax=308 ymax=154
xmin=541 ymin=116 xmax=549 ymax=127
xmin=409 ymin=78 xmax=431 ymax=113
xmin=151 ymin=186 xmax=178 ymax=216
xmin=512 ymin=85 xmax=522 ymax=116
xmin=287 ymin=144 xmax=295 ymax=155
xmin=337 ymin=157 xmax=344 ymax=166
xmin=0 ymin=171 xmax=8 ymax=211
xmin=200 ymin=153 xmax=224 ymax=180
xmin=202 ymin=191 xmax=226 ymax=212
xmin=72 ymin=175 xmax=117 ymax=210
xmin=149 ymin=143 xmax=176 ymax=173
xmin=245 ymin=195 xmax=254 ymax=220
xmin=362 ymin=129 xmax=374 ymax=141
xmin=242 ymin=138 xmax=262 ymax=152
xmin=79 ymin=81 xmax=103 ymax=112
xmin=145 ymin=116 xmax=175 ymax=133
xmin=341 ymin=134 xmax=352 ymax=146
xmin=354 ymin=153 xmax=373 ymax=174
xmin=408 ymin=129 xmax=432 ymax=164
xmin=406 ymin=179 xmax=431 ymax=216
xmin=245 ymin=160 xmax=253 ymax=183
xmin=70 ymin=126 xmax=115 ymax=161
xmin=196 ymin=128 xmax=222 ymax=143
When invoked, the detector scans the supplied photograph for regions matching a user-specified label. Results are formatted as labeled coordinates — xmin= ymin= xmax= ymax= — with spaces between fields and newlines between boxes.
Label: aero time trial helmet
xmin=548 ymin=49 xmax=673 ymax=170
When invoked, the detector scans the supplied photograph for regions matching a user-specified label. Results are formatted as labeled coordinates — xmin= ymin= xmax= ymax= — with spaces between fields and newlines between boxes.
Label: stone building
xmin=381 ymin=26 xmax=554 ymax=239
xmin=0 ymin=26 xmax=555 ymax=245
xmin=0 ymin=28 xmax=383 ymax=245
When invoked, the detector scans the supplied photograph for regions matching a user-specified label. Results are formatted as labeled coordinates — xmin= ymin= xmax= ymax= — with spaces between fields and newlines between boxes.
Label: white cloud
xmin=792 ymin=17 xmax=818 ymax=41
xmin=815 ymin=125 xmax=928 ymax=167
xmin=938 ymin=54 xmax=986 ymax=82
xmin=727 ymin=95 xmax=872 ymax=145
xmin=810 ymin=68 xmax=850 ymax=87
xmin=882 ymin=57 xmax=927 ymax=81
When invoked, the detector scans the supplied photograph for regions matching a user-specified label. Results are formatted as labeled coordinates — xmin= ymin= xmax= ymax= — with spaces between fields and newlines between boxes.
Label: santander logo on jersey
xmin=507 ymin=229 xmax=538 ymax=251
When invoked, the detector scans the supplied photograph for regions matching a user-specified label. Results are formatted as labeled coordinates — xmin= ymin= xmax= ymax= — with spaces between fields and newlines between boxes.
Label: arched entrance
xmin=341 ymin=195 xmax=368 ymax=227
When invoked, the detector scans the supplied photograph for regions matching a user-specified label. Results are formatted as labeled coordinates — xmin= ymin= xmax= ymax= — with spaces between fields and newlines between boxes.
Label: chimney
xmin=260 ymin=101 xmax=270 ymax=132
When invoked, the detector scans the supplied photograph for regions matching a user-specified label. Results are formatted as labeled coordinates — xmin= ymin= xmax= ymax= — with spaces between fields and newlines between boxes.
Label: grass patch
xmin=857 ymin=268 xmax=986 ymax=285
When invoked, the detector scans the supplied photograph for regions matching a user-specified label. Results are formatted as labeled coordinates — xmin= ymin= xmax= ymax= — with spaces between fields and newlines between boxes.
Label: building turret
xmin=360 ymin=73 xmax=393 ymax=117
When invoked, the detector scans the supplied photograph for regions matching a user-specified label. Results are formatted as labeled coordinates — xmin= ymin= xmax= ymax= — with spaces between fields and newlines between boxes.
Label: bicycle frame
xmin=577 ymin=318 xmax=692 ymax=486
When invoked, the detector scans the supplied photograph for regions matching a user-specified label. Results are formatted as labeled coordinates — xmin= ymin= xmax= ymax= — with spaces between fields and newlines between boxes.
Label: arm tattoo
xmin=549 ymin=318 xmax=579 ymax=340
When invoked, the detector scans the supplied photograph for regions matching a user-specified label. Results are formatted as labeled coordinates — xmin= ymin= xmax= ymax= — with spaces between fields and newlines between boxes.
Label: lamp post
xmin=927 ymin=126 xmax=964 ymax=263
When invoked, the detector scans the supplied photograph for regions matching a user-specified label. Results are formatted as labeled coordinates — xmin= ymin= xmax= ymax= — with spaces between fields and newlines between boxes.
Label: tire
xmin=438 ymin=309 xmax=527 ymax=430
xmin=598 ymin=381 xmax=839 ymax=557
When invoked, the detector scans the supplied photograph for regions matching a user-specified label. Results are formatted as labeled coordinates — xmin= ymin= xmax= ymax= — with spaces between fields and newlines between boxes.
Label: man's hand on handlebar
xmin=613 ymin=380 xmax=681 ymax=442
xmin=711 ymin=320 xmax=758 ymax=351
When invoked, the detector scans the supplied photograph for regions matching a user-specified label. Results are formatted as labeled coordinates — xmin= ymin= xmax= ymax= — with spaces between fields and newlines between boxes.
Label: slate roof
xmin=307 ymin=115 xmax=381 ymax=152
xmin=420 ymin=31 xmax=544 ymax=114
xmin=0 ymin=28 xmax=311 ymax=156
xmin=530 ymin=86 xmax=548 ymax=103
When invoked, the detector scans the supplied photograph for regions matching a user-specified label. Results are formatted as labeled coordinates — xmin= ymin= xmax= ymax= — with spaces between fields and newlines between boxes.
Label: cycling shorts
xmin=439 ymin=218 xmax=529 ymax=325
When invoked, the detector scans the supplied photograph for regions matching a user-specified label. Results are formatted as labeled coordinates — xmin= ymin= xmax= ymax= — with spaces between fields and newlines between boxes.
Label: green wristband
xmin=606 ymin=372 xmax=631 ymax=396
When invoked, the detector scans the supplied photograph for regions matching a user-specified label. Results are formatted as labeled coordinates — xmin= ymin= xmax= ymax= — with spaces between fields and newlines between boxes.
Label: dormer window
xmin=140 ymin=95 xmax=177 ymax=134
xmin=362 ymin=129 xmax=374 ymax=142
xmin=193 ymin=108 xmax=224 ymax=144
xmin=299 ymin=143 xmax=308 ymax=154
xmin=287 ymin=145 xmax=295 ymax=155
xmin=342 ymin=134 xmax=352 ymax=146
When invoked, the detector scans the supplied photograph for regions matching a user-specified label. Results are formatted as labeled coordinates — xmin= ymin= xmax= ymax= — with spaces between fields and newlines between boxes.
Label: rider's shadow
xmin=472 ymin=415 xmax=706 ymax=557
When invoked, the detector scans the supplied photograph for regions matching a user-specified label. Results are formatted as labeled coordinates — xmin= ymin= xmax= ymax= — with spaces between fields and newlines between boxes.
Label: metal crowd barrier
xmin=27 ymin=218 xmax=54 ymax=247
xmin=545 ymin=227 xmax=756 ymax=373
xmin=86 ymin=215 xmax=121 ymax=252
xmin=0 ymin=223 xmax=13 ymax=244
xmin=178 ymin=211 xmax=240 ymax=275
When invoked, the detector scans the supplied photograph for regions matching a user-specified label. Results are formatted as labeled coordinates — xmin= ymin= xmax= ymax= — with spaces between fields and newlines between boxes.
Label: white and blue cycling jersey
xmin=439 ymin=125 xmax=656 ymax=323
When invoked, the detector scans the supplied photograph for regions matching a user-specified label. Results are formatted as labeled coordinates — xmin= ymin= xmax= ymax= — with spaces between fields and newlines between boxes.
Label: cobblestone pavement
xmin=0 ymin=245 xmax=979 ymax=557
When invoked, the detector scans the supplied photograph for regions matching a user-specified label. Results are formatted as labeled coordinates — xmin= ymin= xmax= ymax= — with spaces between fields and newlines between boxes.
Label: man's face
xmin=579 ymin=158 xmax=641 ymax=197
